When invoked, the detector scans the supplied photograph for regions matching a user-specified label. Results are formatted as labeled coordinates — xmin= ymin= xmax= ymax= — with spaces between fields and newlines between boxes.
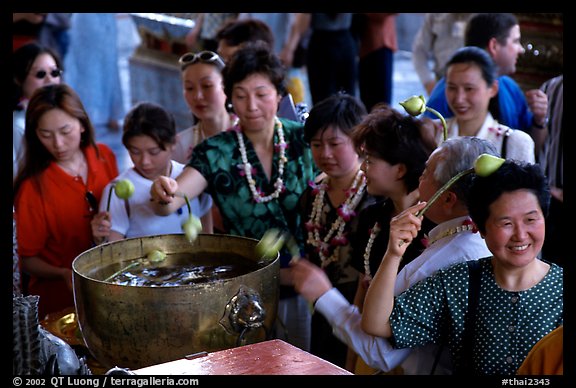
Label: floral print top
xmin=189 ymin=117 xmax=317 ymax=267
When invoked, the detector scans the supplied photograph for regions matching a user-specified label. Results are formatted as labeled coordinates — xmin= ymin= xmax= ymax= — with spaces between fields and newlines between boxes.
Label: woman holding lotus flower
xmin=361 ymin=159 xmax=563 ymax=375
xmin=13 ymin=83 xmax=119 ymax=318
xmin=91 ymin=102 xmax=209 ymax=245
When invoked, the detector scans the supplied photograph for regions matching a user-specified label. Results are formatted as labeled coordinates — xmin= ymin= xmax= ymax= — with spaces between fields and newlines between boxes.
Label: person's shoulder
xmin=497 ymin=75 xmax=523 ymax=92
xmin=95 ymin=142 xmax=114 ymax=155
xmin=278 ymin=117 xmax=303 ymax=131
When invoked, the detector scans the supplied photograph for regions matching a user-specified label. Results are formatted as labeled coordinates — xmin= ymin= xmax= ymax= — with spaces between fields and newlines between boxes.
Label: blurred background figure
xmin=13 ymin=42 xmax=63 ymax=181
xmin=533 ymin=74 xmax=563 ymax=267
xmin=354 ymin=13 xmax=398 ymax=110
xmin=185 ymin=13 xmax=238 ymax=51
xmin=64 ymin=13 xmax=125 ymax=131
xmin=412 ymin=13 xmax=474 ymax=95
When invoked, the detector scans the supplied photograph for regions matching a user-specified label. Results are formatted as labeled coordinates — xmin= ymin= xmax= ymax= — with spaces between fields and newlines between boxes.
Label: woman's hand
xmin=387 ymin=201 xmax=426 ymax=257
xmin=150 ymin=176 xmax=179 ymax=204
xmin=290 ymin=259 xmax=333 ymax=304
xmin=91 ymin=211 xmax=111 ymax=245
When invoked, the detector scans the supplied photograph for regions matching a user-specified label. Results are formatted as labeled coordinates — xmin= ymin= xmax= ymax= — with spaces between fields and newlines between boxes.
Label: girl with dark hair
xmin=90 ymin=102 xmax=209 ymax=245
xmin=14 ymin=83 xmax=118 ymax=318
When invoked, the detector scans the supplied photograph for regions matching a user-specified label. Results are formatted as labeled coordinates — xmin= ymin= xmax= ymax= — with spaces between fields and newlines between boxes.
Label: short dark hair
xmin=466 ymin=160 xmax=550 ymax=235
xmin=216 ymin=19 xmax=274 ymax=51
xmin=465 ymin=13 xmax=519 ymax=49
xmin=351 ymin=104 xmax=436 ymax=193
xmin=304 ymin=93 xmax=367 ymax=144
xmin=446 ymin=46 xmax=498 ymax=87
xmin=223 ymin=41 xmax=286 ymax=99
xmin=122 ymin=102 xmax=176 ymax=150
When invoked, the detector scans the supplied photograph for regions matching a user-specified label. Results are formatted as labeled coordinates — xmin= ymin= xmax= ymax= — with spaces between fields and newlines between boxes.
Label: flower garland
xmin=363 ymin=222 xmax=381 ymax=280
xmin=235 ymin=117 xmax=287 ymax=203
xmin=192 ymin=122 xmax=204 ymax=147
xmin=423 ymin=219 xmax=477 ymax=247
xmin=305 ymin=170 xmax=367 ymax=268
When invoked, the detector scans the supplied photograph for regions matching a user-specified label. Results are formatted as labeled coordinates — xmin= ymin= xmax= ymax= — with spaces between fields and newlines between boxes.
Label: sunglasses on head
xmin=178 ymin=51 xmax=225 ymax=70
xmin=32 ymin=68 xmax=63 ymax=80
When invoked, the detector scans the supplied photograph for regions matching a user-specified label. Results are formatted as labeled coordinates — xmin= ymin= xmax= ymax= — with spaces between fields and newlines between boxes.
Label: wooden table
xmin=133 ymin=339 xmax=353 ymax=375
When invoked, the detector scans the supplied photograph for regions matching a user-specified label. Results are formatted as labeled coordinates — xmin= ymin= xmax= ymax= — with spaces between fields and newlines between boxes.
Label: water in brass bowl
xmin=72 ymin=234 xmax=279 ymax=370
xmin=104 ymin=252 xmax=260 ymax=287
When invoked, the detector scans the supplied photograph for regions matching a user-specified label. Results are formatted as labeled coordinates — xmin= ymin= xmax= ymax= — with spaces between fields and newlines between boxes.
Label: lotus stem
xmin=183 ymin=194 xmax=192 ymax=216
xmin=106 ymin=184 xmax=115 ymax=213
xmin=426 ymin=107 xmax=448 ymax=142
xmin=415 ymin=167 xmax=474 ymax=218
xmin=103 ymin=261 xmax=140 ymax=283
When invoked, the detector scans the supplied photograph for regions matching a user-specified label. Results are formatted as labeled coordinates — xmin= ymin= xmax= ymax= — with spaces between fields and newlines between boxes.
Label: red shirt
xmin=15 ymin=144 xmax=118 ymax=318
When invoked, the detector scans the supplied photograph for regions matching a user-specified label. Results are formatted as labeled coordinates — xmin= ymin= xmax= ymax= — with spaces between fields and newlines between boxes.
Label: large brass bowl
xmin=72 ymin=234 xmax=279 ymax=370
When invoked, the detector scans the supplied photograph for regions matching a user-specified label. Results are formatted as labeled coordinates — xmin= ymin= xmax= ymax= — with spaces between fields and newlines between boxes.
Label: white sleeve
xmin=314 ymin=288 xmax=412 ymax=372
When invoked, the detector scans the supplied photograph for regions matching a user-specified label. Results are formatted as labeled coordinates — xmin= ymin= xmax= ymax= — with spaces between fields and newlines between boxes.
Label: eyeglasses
xmin=178 ymin=51 xmax=225 ymax=70
xmin=85 ymin=191 xmax=98 ymax=214
xmin=32 ymin=68 xmax=63 ymax=80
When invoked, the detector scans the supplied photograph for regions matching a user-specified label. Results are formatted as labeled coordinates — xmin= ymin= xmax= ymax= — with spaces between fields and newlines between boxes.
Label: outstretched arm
xmin=361 ymin=202 xmax=426 ymax=337
xmin=150 ymin=166 xmax=208 ymax=216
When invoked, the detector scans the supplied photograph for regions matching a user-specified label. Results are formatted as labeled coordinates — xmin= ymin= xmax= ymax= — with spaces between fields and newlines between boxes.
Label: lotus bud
xmin=399 ymin=95 xmax=448 ymax=142
xmin=114 ymin=179 xmax=135 ymax=199
xmin=473 ymin=153 xmax=505 ymax=177
xmin=146 ymin=249 xmax=167 ymax=263
xmin=399 ymin=95 xmax=426 ymax=116
xmin=256 ymin=228 xmax=285 ymax=260
xmin=106 ymin=179 xmax=135 ymax=213
xmin=415 ymin=153 xmax=505 ymax=218
xmin=182 ymin=215 xmax=202 ymax=243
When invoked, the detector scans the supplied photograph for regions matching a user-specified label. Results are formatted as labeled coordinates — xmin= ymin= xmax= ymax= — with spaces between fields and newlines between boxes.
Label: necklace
xmin=57 ymin=153 xmax=86 ymax=181
xmin=363 ymin=222 xmax=381 ymax=279
xmin=192 ymin=122 xmax=204 ymax=147
xmin=306 ymin=170 xmax=367 ymax=268
xmin=425 ymin=219 xmax=477 ymax=247
xmin=235 ymin=117 xmax=287 ymax=203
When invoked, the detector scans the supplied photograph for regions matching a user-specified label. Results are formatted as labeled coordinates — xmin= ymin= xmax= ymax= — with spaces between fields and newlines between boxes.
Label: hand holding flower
xmin=398 ymin=154 xmax=504 ymax=247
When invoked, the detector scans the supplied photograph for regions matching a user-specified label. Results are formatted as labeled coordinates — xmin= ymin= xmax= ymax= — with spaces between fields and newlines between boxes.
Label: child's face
xmin=126 ymin=135 xmax=174 ymax=181
xmin=309 ymin=126 xmax=359 ymax=179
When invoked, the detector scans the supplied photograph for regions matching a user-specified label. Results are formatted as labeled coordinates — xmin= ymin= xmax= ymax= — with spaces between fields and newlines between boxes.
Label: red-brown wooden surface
xmin=133 ymin=339 xmax=353 ymax=375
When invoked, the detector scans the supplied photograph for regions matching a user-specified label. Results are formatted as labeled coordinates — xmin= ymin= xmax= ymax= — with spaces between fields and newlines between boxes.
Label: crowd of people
xmin=13 ymin=13 xmax=563 ymax=377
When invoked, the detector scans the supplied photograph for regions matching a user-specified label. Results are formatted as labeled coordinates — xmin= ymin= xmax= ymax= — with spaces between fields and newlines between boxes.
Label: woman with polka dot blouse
xmin=361 ymin=160 xmax=563 ymax=375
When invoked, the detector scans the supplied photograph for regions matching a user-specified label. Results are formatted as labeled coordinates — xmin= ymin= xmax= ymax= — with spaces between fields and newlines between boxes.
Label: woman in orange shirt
xmin=14 ymin=83 xmax=118 ymax=319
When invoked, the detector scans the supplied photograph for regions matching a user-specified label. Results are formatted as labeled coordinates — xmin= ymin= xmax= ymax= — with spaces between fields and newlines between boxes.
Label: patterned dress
xmin=390 ymin=257 xmax=563 ymax=375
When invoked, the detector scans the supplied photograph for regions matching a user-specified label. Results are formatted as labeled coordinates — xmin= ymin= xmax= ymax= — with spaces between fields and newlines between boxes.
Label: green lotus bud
xmin=256 ymin=229 xmax=285 ymax=260
xmin=473 ymin=154 xmax=505 ymax=177
xmin=182 ymin=215 xmax=202 ymax=243
xmin=114 ymin=179 xmax=135 ymax=200
xmin=147 ymin=249 xmax=167 ymax=263
xmin=399 ymin=95 xmax=427 ymax=116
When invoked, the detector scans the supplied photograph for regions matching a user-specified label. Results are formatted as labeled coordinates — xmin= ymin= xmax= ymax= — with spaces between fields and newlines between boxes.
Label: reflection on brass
xmin=40 ymin=307 xmax=83 ymax=347
xmin=72 ymin=234 xmax=279 ymax=370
